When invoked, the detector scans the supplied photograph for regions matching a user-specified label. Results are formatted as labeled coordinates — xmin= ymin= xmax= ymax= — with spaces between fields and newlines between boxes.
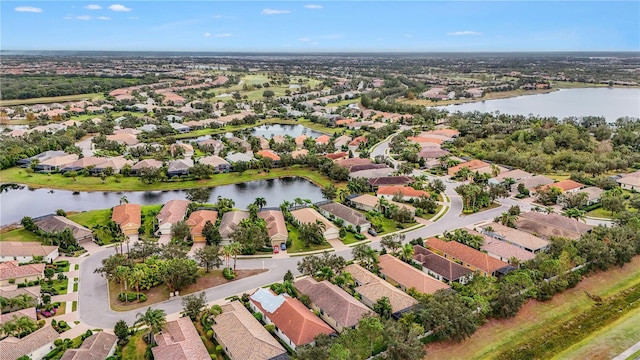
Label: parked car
xmin=280 ymin=243 xmax=287 ymax=251
xmin=368 ymin=228 xmax=378 ymax=236
xmin=273 ymin=246 xmax=280 ymax=254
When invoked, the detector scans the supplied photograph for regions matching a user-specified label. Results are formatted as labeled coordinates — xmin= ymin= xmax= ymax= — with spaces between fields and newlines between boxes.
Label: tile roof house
xmin=465 ymin=230 xmax=537 ymax=263
xmin=186 ymin=210 xmax=218 ymax=243
xmin=418 ymin=148 xmax=450 ymax=160
xmin=447 ymin=159 xmax=491 ymax=176
xmin=335 ymin=157 xmax=372 ymax=170
xmin=617 ymin=170 xmax=640 ymax=190
xmin=325 ymin=152 xmax=348 ymax=161
xmin=152 ymin=317 xmax=210 ymax=360
xmin=377 ymin=186 xmax=430 ymax=201
xmin=131 ymin=159 xmax=164 ymax=175
xmin=218 ymin=211 xmax=250 ymax=245
xmin=349 ymin=194 xmax=381 ymax=212
xmin=35 ymin=215 xmax=93 ymax=243
xmin=480 ymin=222 xmax=550 ymax=252
xmin=295 ymin=135 xmax=308 ymax=149
xmin=0 ymin=325 xmax=59 ymax=360
xmin=170 ymin=143 xmax=194 ymax=157
xmin=367 ymin=176 xmax=414 ymax=188
xmin=378 ymin=254 xmax=450 ymax=294
xmin=91 ymin=157 xmax=135 ymax=174
xmin=212 ymin=301 xmax=288 ymax=360
xmin=295 ymin=277 xmax=373 ymax=333
xmin=249 ymin=288 xmax=335 ymax=350
xmin=59 ymin=331 xmax=117 ymax=360
xmin=167 ymin=159 xmax=194 ymax=177
xmin=257 ymin=210 xmax=288 ymax=247
xmin=0 ymin=242 xmax=58 ymax=263
xmin=17 ymin=150 xmax=67 ymax=168
xmin=515 ymin=212 xmax=593 ymax=240
xmin=348 ymin=136 xmax=368 ymax=151
xmin=0 ymin=307 xmax=38 ymax=325
xmin=256 ymin=150 xmax=281 ymax=162
xmin=413 ymin=246 xmax=474 ymax=284
xmin=34 ymin=154 xmax=79 ymax=173
xmin=111 ymin=203 xmax=142 ymax=235
xmin=0 ymin=261 xmax=46 ymax=285
xmin=349 ymin=167 xmax=396 ymax=180
xmin=425 ymin=237 xmax=510 ymax=277
xmin=343 ymin=264 xmax=418 ymax=318
xmin=106 ymin=133 xmax=139 ymax=146
xmin=407 ymin=136 xmax=444 ymax=145
xmin=59 ymin=156 xmax=106 ymax=173
xmin=0 ymin=286 xmax=41 ymax=305
xmin=538 ymin=179 xmax=584 ymax=193
xmin=516 ymin=175 xmax=555 ymax=192
xmin=315 ymin=135 xmax=331 ymax=145
xmin=317 ymin=202 xmax=371 ymax=233
xmin=578 ymin=187 xmax=604 ymax=205
xmin=156 ymin=200 xmax=191 ymax=236
xmin=290 ymin=208 xmax=340 ymax=240
xmin=333 ymin=135 xmax=353 ymax=150
xmin=199 ymin=155 xmax=231 ymax=173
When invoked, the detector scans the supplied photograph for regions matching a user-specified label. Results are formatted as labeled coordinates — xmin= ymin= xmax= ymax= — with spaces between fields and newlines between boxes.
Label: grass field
xmin=68 ymin=209 xmax=112 ymax=228
xmin=425 ymin=255 xmax=640 ymax=360
xmin=399 ymin=88 xmax=557 ymax=107
xmin=553 ymin=307 xmax=640 ymax=360
xmin=0 ymin=165 xmax=337 ymax=191
xmin=0 ymin=228 xmax=41 ymax=242
xmin=0 ymin=93 xmax=105 ymax=106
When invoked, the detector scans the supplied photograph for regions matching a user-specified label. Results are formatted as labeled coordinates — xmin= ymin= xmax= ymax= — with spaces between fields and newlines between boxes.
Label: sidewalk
xmin=612 ymin=340 xmax=640 ymax=360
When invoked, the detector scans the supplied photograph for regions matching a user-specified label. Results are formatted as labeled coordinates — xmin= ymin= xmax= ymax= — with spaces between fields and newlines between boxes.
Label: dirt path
xmin=425 ymin=256 xmax=640 ymax=360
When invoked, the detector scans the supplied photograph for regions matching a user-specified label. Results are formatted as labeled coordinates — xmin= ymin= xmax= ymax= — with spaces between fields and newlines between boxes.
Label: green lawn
xmin=0 ymin=165 xmax=337 ymax=191
xmin=367 ymin=214 xmax=399 ymax=235
xmin=119 ymin=332 xmax=148 ymax=360
xmin=72 ymin=301 xmax=77 ymax=312
xmin=68 ymin=209 xmax=112 ymax=228
xmin=419 ymin=205 xmax=443 ymax=221
xmin=0 ymin=229 xmax=41 ymax=242
xmin=341 ymin=232 xmax=364 ymax=245
xmin=286 ymin=224 xmax=332 ymax=253
xmin=585 ymin=207 xmax=615 ymax=219
xmin=0 ymin=93 xmax=104 ymax=106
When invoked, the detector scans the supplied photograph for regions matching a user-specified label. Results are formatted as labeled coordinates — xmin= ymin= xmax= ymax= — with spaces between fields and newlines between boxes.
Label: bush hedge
xmin=223 ymin=268 xmax=235 ymax=280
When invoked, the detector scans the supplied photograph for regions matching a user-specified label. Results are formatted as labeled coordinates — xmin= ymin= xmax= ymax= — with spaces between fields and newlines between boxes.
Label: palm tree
xmin=119 ymin=196 xmax=129 ymax=205
xmin=280 ymin=200 xmax=292 ymax=212
xmin=134 ymin=307 xmax=167 ymax=345
xmin=316 ymin=266 xmax=335 ymax=282
xmin=491 ymin=164 xmax=500 ymax=177
xmin=399 ymin=243 xmax=414 ymax=263
xmin=114 ymin=266 xmax=131 ymax=297
xmin=496 ymin=212 xmax=518 ymax=228
xmin=564 ymin=208 xmax=586 ymax=223
xmin=222 ymin=245 xmax=233 ymax=270
xmin=229 ymin=242 xmax=243 ymax=271
xmin=253 ymin=197 xmax=267 ymax=210
xmin=129 ymin=267 xmax=146 ymax=300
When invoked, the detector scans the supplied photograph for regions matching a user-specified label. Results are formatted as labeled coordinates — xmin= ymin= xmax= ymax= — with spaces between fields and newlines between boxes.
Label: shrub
xmin=215 ymin=345 xmax=223 ymax=353
xmin=118 ymin=292 xmax=141 ymax=302
xmin=264 ymin=324 xmax=275 ymax=333
xmin=222 ymin=267 xmax=235 ymax=280
xmin=206 ymin=329 xmax=213 ymax=338
xmin=253 ymin=312 xmax=262 ymax=322
xmin=8 ymin=279 xmax=15 ymax=284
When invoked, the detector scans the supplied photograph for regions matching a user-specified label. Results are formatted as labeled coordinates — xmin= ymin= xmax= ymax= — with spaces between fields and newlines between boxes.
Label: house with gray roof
xmin=60 ymin=331 xmax=117 ymax=360
xmin=413 ymin=245 xmax=474 ymax=284
xmin=35 ymin=216 xmax=93 ymax=244
xmin=226 ymin=152 xmax=254 ymax=163
xmin=167 ymin=159 xmax=194 ymax=177
xmin=0 ymin=325 xmax=59 ymax=360
xmin=17 ymin=151 xmax=67 ymax=168
xmin=317 ymin=202 xmax=370 ymax=233
xmin=218 ymin=211 xmax=250 ymax=245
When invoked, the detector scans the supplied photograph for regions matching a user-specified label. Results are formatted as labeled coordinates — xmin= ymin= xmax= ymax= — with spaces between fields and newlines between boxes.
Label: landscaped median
xmin=0 ymin=165 xmax=337 ymax=191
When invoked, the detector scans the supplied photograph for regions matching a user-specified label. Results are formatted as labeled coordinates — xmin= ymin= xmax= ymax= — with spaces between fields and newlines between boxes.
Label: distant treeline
xmin=0 ymin=74 xmax=158 ymax=100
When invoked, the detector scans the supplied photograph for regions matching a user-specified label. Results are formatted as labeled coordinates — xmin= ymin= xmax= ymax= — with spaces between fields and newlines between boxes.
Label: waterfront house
xmin=111 ymin=203 xmax=142 ymax=236
xmin=290 ymin=208 xmax=340 ymax=240
xmin=131 ymin=159 xmax=164 ymax=175
xmin=317 ymin=202 xmax=370 ymax=233
xmin=34 ymin=154 xmax=79 ymax=173
xmin=199 ymin=155 xmax=231 ymax=173
xmin=0 ymin=242 xmax=58 ymax=263
xmin=156 ymin=200 xmax=190 ymax=236
xmin=186 ymin=210 xmax=219 ymax=243
xmin=167 ymin=159 xmax=194 ymax=177
xmin=257 ymin=210 xmax=288 ymax=247
xmin=35 ymin=215 xmax=93 ymax=244
xmin=218 ymin=211 xmax=250 ymax=245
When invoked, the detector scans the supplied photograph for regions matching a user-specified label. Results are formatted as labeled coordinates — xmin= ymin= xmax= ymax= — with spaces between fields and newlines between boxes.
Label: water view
xmin=438 ymin=88 xmax=640 ymax=122
xmin=0 ymin=177 xmax=324 ymax=225
xmin=185 ymin=124 xmax=326 ymax=143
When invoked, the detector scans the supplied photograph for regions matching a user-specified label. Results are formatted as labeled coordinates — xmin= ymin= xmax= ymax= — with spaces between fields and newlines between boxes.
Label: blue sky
xmin=2 ymin=1 xmax=639 ymax=52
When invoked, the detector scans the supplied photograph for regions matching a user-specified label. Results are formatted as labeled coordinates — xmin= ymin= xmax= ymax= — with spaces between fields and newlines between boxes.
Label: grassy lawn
xmin=419 ymin=205 xmax=443 ymax=221
xmin=627 ymin=349 xmax=640 ymax=360
xmin=73 ymin=280 xmax=78 ymax=292
xmin=0 ymin=229 xmax=41 ymax=242
xmin=286 ymin=224 xmax=332 ymax=253
xmin=72 ymin=301 xmax=77 ymax=312
xmin=585 ymin=207 xmax=615 ymax=219
xmin=367 ymin=214 xmax=399 ymax=235
xmin=74 ymin=264 xmax=79 ymax=270
xmin=554 ymin=307 xmax=640 ymax=360
xmin=53 ymin=302 xmax=66 ymax=316
xmin=0 ymin=165 xmax=337 ymax=191
xmin=68 ymin=209 xmax=112 ymax=228
xmin=426 ymin=255 xmax=640 ymax=360
xmin=50 ymin=279 xmax=68 ymax=295
xmin=0 ymin=93 xmax=104 ymax=106
xmin=119 ymin=332 xmax=148 ymax=360
xmin=341 ymin=232 xmax=362 ymax=245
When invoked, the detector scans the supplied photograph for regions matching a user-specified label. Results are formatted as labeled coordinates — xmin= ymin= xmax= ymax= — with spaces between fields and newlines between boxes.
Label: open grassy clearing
xmin=0 ymin=165 xmax=338 ymax=191
xmin=425 ymin=255 xmax=640 ymax=360
xmin=0 ymin=228 xmax=42 ymax=242
xmin=68 ymin=209 xmax=112 ymax=228
xmin=0 ymin=93 xmax=105 ymax=106
xmin=553 ymin=307 xmax=640 ymax=360
xmin=399 ymin=88 xmax=557 ymax=107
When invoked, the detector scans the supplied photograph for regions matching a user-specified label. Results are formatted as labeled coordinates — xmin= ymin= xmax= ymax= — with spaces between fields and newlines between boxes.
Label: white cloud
xmin=304 ymin=4 xmax=323 ymax=9
xmin=108 ymin=4 xmax=132 ymax=12
xmin=204 ymin=32 xmax=211 ymax=37
xmin=262 ymin=9 xmax=290 ymax=15
xmin=298 ymin=37 xmax=311 ymax=42
xmin=15 ymin=6 xmax=43 ymax=13
xmin=446 ymin=31 xmax=483 ymax=36
xmin=214 ymin=33 xmax=232 ymax=38
xmin=97 ymin=16 xmax=111 ymax=20
xmin=85 ymin=4 xmax=102 ymax=10
xmin=212 ymin=14 xmax=235 ymax=19
xmin=76 ymin=15 xmax=91 ymax=20
xmin=63 ymin=14 xmax=73 ymax=20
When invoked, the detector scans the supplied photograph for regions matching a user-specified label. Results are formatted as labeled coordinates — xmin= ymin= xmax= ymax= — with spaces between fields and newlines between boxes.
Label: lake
xmin=438 ymin=88 xmax=640 ymax=122
xmin=0 ymin=177 xmax=324 ymax=225
xmin=187 ymin=124 xmax=326 ymax=142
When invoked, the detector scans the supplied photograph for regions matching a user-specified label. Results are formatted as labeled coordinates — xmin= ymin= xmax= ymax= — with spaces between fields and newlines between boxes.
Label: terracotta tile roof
xmin=425 ymin=129 xmax=460 ymax=138
xmin=335 ymin=158 xmax=372 ymax=168
xmin=257 ymin=210 xmax=288 ymax=240
xmin=153 ymin=317 xmax=210 ymax=360
xmin=425 ymin=238 xmax=509 ymax=275
xmin=60 ymin=331 xmax=117 ymax=360
xmin=538 ymin=179 xmax=584 ymax=193
xmin=0 ymin=261 xmax=45 ymax=281
xmin=295 ymin=135 xmax=308 ymax=145
xmin=291 ymin=149 xmax=309 ymax=159
xmin=250 ymin=288 xmax=334 ymax=347
xmin=377 ymin=186 xmax=430 ymax=198
xmin=0 ymin=242 xmax=58 ymax=258
xmin=295 ymin=277 xmax=373 ymax=329
xmin=290 ymin=208 xmax=337 ymax=231
xmin=111 ymin=204 xmax=142 ymax=228
xmin=0 ymin=286 xmax=41 ymax=300
xmin=343 ymin=264 xmax=418 ymax=314
xmin=61 ymin=156 xmax=105 ymax=170
xmin=348 ymin=136 xmax=367 ymax=147
xmin=256 ymin=150 xmax=281 ymax=161
xmin=447 ymin=159 xmax=491 ymax=176
xmin=0 ymin=325 xmax=58 ymax=360
xmin=325 ymin=152 xmax=348 ymax=160
xmin=186 ymin=210 xmax=218 ymax=237
xmin=378 ymin=254 xmax=450 ymax=294
xmin=0 ymin=307 xmax=37 ymax=324
xmin=212 ymin=301 xmax=286 ymax=360
xmin=335 ymin=119 xmax=354 ymax=126
xmin=315 ymin=135 xmax=331 ymax=144
xmin=407 ymin=136 xmax=444 ymax=145
xmin=106 ymin=133 xmax=139 ymax=146
xmin=413 ymin=246 xmax=473 ymax=282
xmin=157 ymin=200 xmax=190 ymax=227
xmin=480 ymin=222 xmax=549 ymax=252
xmin=516 ymin=212 xmax=593 ymax=240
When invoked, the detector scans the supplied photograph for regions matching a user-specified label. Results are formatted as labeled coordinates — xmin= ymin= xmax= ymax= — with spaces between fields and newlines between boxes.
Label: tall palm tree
xmin=134 ymin=307 xmax=167 ymax=345
xmin=129 ymin=267 xmax=146 ymax=300
xmin=229 ymin=242 xmax=243 ymax=271
xmin=496 ymin=212 xmax=518 ymax=228
xmin=119 ymin=196 xmax=129 ymax=205
xmin=399 ymin=243 xmax=414 ymax=263
xmin=253 ymin=197 xmax=267 ymax=210
xmin=222 ymin=245 xmax=233 ymax=270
